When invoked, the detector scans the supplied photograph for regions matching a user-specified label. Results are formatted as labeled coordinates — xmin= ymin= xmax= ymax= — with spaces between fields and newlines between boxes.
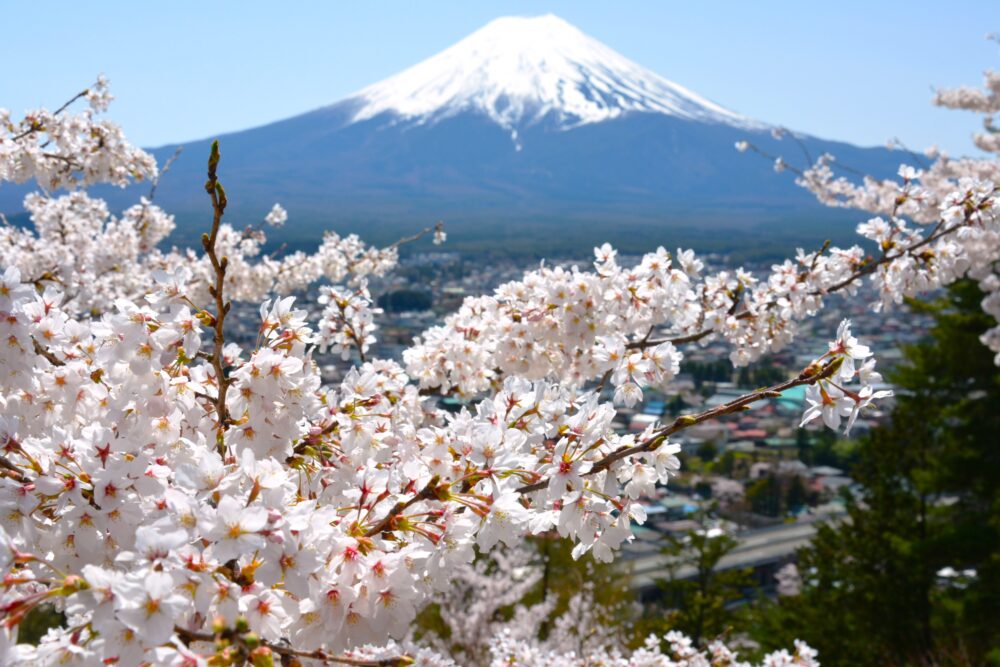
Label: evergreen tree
xmin=640 ymin=514 xmax=752 ymax=648
xmin=750 ymin=281 xmax=1000 ymax=665
xmin=746 ymin=474 xmax=783 ymax=517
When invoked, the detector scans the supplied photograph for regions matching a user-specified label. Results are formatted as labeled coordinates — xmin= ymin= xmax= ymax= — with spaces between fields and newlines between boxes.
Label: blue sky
xmin=2 ymin=1 xmax=996 ymax=154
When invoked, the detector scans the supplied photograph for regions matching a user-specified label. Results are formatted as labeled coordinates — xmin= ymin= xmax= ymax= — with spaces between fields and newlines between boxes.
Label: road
xmin=627 ymin=516 xmax=840 ymax=592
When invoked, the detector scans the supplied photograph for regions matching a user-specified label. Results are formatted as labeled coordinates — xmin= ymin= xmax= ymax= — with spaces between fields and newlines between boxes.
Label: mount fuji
xmin=8 ymin=15 xmax=904 ymax=255
xmin=348 ymin=15 xmax=757 ymax=139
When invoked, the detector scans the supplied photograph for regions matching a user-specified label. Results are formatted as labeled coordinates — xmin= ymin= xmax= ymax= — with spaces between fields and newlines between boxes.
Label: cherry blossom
xmin=2 ymin=64 xmax=997 ymax=664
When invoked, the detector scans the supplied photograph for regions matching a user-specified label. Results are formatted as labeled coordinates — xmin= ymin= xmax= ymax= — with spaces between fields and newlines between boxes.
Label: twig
xmin=147 ymin=146 xmax=183 ymax=202
xmin=516 ymin=360 xmax=835 ymax=495
xmin=888 ymin=136 xmax=931 ymax=170
xmin=8 ymin=89 xmax=90 ymax=143
xmin=51 ymin=90 xmax=91 ymax=117
xmin=740 ymin=142 xmax=805 ymax=177
xmin=593 ymin=367 xmax=614 ymax=395
xmin=364 ymin=477 xmax=440 ymax=537
xmin=262 ymin=221 xmax=442 ymax=288
xmin=31 ymin=337 xmax=66 ymax=367
xmin=0 ymin=454 xmax=27 ymax=482
xmin=201 ymin=141 xmax=233 ymax=453
xmin=387 ymin=221 xmax=444 ymax=250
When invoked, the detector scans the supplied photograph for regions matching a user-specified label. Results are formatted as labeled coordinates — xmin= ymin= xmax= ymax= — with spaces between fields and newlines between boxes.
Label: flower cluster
xmin=755 ymin=67 xmax=1000 ymax=364
xmin=0 ymin=76 xmax=156 ymax=190
xmin=0 ymin=186 xmax=407 ymax=315
xmin=264 ymin=203 xmax=287 ymax=228
xmin=800 ymin=319 xmax=892 ymax=434
xmin=354 ymin=542 xmax=815 ymax=666
xmin=477 ymin=633 xmax=819 ymax=667
xmin=406 ymin=167 xmax=998 ymax=402
xmin=316 ymin=280 xmax=382 ymax=361
xmin=0 ymin=82 xmax=434 ymax=316
xmin=355 ymin=633 xmax=819 ymax=666
xmin=0 ymin=247 xmax=877 ymax=663
xmin=0 ymin=261 xmax=696 ymax=661
xmin=0 ymin=63 xmax=996 ymax=664
xmin=403 ymin=244 xmax=698 ymax=401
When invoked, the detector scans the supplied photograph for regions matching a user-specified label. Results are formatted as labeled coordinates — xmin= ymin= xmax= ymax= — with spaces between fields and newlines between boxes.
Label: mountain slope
xmin=0 ymin=15 xmax=904 ymax=255
xmin=348 ymin=14 xmax=756 ymax=136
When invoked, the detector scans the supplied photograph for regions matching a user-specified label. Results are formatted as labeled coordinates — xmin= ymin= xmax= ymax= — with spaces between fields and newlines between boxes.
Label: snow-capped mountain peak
xmin=347 ymin=14 xmax=757 ymax=134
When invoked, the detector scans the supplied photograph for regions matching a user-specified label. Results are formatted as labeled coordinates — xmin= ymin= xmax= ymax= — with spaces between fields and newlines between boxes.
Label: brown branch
xmin=40 ymin=152 xmax=82 ymax=167
xmin=516 ymin=359 xmax=836 ymax=495
xmin=387 ymin=220 xmax=444 ymax=250
xmin=743 ymin=136 xmax=867 ymax=179
xmin=592 ymin=367 xmax=614 ymax=395
xmin=741 ymin=142 xmax=806 ymax=177
xmin=201 ymin=141 xmax=233 ymax=452
xmin=268 ymin=647 xmax=410 ymax=667
xmin=350 ymin=330 xmax=368 ymax=363
xmin=192 ymin=390 xmax=216 ymax=404
xmin=342 ymin=307 xmax=369 ymax=364
xmin=0 ymin=454 xmax=27 ymax=482
xmin=51 ymin=89 xmax=91 ymax=117
xmin=364 ymin=476 xmax=440 ymax=537
xmin=888 ymin=136 xmax=931 ymax=171
xmin=31 ymin=337 xmax=66 ymax=367
xmin=147 ymin=146 xmax=183 ymax=202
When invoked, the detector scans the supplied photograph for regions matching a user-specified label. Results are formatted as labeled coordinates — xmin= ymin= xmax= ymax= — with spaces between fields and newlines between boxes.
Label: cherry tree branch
xmin=8 ymin=89 xmax=90 ymax=143
xmin=364 ymin=476 xmax=441 ymax=537
xmin=0 ymin=454 xmax=27 ymax=482
xmin=516 ymin=358 xmax=838 ymax=495
xmin=631 ymin=193 xmax=994 ymax=350
xmin=147 ymin=146 xmax=182 ymax=203
xmin=268 ymin=220 xmax=445 ymax=286
xmin=201 ymin=141 xmax=233 ymax=449
xmin=31 ymin=337 xmax=65 ymax=367
xmin=387 ymin=220 xmax=444 ymax=250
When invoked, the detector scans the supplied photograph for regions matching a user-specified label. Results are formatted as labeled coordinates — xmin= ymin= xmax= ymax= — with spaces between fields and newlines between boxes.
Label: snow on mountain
xmin=348 ymin=14 xmax=759 ymax=136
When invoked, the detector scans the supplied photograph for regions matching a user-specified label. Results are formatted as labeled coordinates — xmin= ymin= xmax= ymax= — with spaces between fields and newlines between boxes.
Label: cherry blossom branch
xmin=363 ymin=476 xmax=442 ymax=537
xmin=888 ymin=136 xmax=931 ymax=170
xmin=147 ymin=146 xmax=182 ymax=203
xmin=31 ymin=337 xmax=65 ymax=367
xmin=201 ymin=141 xmax=233 ymax=447
xmin=268 ymin=649 xmax=410 ymax=667
xmin=8 ymin=89 xmax=90 ymax=142
xmin=386 ymin=220 xmax=445 ymax=250
xmin=736 ymin=141 xmax=805 ymax=177
xmin=0 ymin=453 xmax=27 ymax=482
xmin=268 ymin=220 xmax=443 ymax=286
xmin=739 ymin=135 xmax=867 ymax=177
xmin=631 ymin=192 xmax=994 ymax=350
xmin=340 ymin=302 xmax=370 ymax=364
xmin=516 ymin=358 xmax=837 ymax=495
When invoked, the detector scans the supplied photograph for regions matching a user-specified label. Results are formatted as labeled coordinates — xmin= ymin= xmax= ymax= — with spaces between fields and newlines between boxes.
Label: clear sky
xmin=2 ymin=1 xmax=996 ymax=154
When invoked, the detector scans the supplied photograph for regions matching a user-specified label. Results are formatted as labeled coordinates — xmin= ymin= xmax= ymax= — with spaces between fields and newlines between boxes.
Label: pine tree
xmin=640 ymin=513 xmax=752 ymax=648
xmin=750 ymin=281 xmax=1000 ymax=665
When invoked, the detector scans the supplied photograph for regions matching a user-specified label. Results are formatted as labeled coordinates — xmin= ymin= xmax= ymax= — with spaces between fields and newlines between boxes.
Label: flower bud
xmin=249 ymin=647 xmax=274 ymax=667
